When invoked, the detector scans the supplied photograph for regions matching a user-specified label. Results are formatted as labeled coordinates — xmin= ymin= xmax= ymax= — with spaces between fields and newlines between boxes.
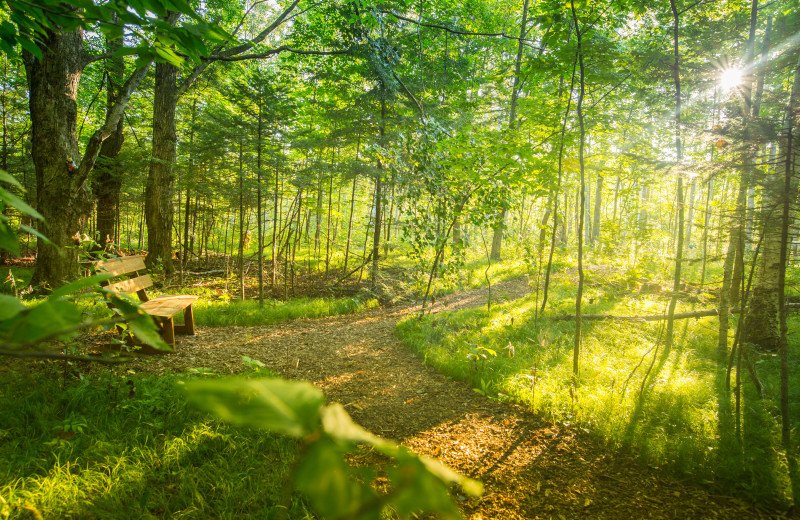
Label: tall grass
xmin=0 ymin=368 xmax=311 ymax=519
xmin=396 ymin=284 xmax=800 ymax=507
xmin=191 ymin=296 xmax=379 ymax=328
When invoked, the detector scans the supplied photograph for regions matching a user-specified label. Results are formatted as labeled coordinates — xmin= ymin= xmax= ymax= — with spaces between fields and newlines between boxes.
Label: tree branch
xmin=381 ymin=10 xmax=543 ymax=49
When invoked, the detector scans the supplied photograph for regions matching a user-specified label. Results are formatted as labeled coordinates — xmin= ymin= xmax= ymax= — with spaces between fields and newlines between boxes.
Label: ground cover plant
xmin=0 ymin=367 xmax=307 ymax=519
xmin=396 ymin=263 xmax=800 ymax=507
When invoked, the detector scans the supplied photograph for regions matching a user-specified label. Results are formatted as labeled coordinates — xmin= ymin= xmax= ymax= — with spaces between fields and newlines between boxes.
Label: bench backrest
xmin=95 ymin=255 xmax=152 ymax=301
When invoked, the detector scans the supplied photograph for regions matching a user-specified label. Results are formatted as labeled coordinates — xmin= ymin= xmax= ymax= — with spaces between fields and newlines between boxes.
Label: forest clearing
xmin=1 ymin=0 xmax=800 ymax=518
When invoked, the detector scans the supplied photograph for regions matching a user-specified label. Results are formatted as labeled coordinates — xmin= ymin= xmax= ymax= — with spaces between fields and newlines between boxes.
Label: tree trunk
xmin=744 ymin=16 xmax=784 ymax=350
xmin=592 ymin=175 xmax=602 ymax=245
xmin=24 ymin=28 xmax=89 ymax=286
xmin=238 ymin=136 xmax=245 ymax=300
xmin=92 ymin=26 xmax=125 ymax=251
xmin=665 ymin=0 xmax=685 ymax=352
xmin=145 ymin=61 xmax=178 ymax=276
xmin=491 ymin=0 xmax=530 ymax=261
xmin=571 ymin=0 xmax=586 ymax=379
xmin=371 ymin=90 xmax=387 ymax=287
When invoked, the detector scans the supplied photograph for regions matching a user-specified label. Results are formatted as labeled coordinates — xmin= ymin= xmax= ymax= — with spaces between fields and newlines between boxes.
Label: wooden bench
xmin=95 ymin=255 xmax=198 ymax=347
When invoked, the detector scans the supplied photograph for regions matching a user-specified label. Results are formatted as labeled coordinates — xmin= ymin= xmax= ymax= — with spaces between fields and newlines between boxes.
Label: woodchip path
xmin=130 ymin=278 xmax=780 ymax=519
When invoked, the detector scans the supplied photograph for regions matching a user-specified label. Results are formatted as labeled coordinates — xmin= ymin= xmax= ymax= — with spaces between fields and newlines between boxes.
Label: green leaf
xmin=294 ymin=438 xmax=380 ymax=520
xmin=0 ymin=221 xmax=19 ymax=255
xmin=129 ymin=314 xmax=171 ymax=351
xmin=0 ymin=189 xmax=43 ymax=220
xmin=7 ymin=299 xmax=82 ymax=345
xmin=0 ymin=170 xmax=21 ymax=188
xmin=0 ymin=294 xmax=25 ymax=321
xmin=184 ymin=378 xmax=325 ymax=437
xmin=104 ymin=294 xmax=170 ymax=351
xmin=18 ymin=225 xmax=52 ymax=246
xmin=321 ymin=403 xmax=384 ymax=446
xmin=17 ymin=36 xmax=42 ymax=60
xmin=154 ymin=44 xmax=184 ymax=67
xmin=51 ymin=274 xmax=111 ymax=299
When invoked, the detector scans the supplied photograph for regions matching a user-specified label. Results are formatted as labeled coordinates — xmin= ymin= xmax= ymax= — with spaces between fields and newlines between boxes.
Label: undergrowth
xmin=0 ymin=365 xmax=310 ymax=519
xmin=191 ymin=296 xmax=379 ymax=328
xmin=396 ymin=284 xmax=800 ymax=508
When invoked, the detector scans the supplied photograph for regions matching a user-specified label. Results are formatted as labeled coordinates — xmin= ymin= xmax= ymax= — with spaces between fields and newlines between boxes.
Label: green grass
xmin=191 ymin=296 xmax=379 ymax=328
xmin=396 ymin=282 xmax=800 ymax=508
xmin=0 ymin=367 xmax=311 ymax=519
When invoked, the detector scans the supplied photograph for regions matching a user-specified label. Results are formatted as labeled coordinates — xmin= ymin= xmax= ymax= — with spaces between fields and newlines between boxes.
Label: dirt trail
xmin=131 ymin=278 xmax=781 ymax=519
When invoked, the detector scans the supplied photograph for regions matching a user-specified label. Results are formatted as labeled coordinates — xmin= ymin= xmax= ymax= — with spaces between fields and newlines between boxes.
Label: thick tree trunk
xmin=24 ymin=28 xmax=89 ymax=286
xmin=744 ymin=17 xmax=783 ymax=350
xmin=145 ymin=61 xmax=178 ymax=276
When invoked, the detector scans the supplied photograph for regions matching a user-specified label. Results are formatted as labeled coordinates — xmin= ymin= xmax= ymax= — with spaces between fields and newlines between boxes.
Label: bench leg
xmin=161 ymin=316 xmax=175 ymax=347
xmin=183 ymin=305 xmax=195 ymax=335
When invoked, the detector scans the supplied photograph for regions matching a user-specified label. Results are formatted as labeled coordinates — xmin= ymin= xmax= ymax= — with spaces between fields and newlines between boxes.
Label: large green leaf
xmin=0 ymin=170 xmax=21 ymax=188
xmin=0 ymin=220 xmax=19 ymax=255
xmin=185 ymin=378 xmax=325 ymax=437
xmin=8 ymin=299 xmax=82 ymax=345
xmin=294 ymin=437 xmax=381 ymax=520
xmin=0 ymin=294 xmax=25 ymax=321
xmin=51 ymin=274 xmax=111 ymax=299
xmin=0 ymin=189 xmax=42 ymax=221
xmin=321 ymin=403 xmax=384 ymax=446
xmin=104 ymin=294 xmax=170 ymax=351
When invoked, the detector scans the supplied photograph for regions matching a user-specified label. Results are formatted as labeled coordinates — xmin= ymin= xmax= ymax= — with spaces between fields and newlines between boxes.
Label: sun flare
xmin=720 ymin=67 xmax=743 ymax=91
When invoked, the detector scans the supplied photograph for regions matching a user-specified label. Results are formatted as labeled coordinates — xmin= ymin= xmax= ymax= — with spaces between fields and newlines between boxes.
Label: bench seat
xmin=95 ymin=255 xmax=198 ymax=348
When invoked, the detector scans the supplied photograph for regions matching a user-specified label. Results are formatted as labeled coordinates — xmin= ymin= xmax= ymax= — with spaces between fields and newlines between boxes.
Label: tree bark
xmin=665 ymin=0 xmax=685 ymax=352
xmin=92 ymin=24 xmax=125 ymax=251
xmin=145 ymin=61 xmax=178 ymax=276
xmin=571 ymin=0 xmax=586 ymax=379
xmin=25 ymin=22 xmax=151 ymax=287
xmin=371 ymin=89 xmax=387 ymax=287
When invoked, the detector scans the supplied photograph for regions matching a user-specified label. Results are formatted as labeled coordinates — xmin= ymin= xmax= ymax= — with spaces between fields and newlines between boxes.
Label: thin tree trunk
xmin=257 ymin=96 xmax=264 ymax=304
xmin=371 ymin=90 xmax=387 ymax=287
xmin=541 ymin=53 xmax=577 ymax=313
xmin=592 ymin=175 xmax=602 ymax=245
xmin=665 ymin=0 xmax=686 ymax=352
xmin=92 ymin=22 xmax=125 ymax=251
xmin=491 ymin=0 xmax=530 ymax=260
xmin=238 ymin=137 xmax=245 ymax=300
xmin=571 ymin=0 xmax=586 ymax=379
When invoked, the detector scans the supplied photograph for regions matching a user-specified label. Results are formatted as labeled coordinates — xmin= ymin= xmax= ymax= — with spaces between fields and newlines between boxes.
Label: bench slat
xmin=140 ymin=295 xmax=199 ymax=318
xmin=96 ymin=255 xmax=147 ymax=276
xmin=106 ymin=274 xmax=153 ymax=295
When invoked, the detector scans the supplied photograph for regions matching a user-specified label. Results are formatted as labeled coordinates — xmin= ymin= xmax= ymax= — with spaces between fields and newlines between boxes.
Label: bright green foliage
xmin=397 ymin=284 xmax=800 ymax=506
xmin=0 ymin=371 xmax=309 ymax=519
xmin=191 ymin=296 xmax=379 ymax=327
xmin=0 ymin=0 xmax=231 ymax=65
xmin=186 ymin=376 xmax=483 ymax=519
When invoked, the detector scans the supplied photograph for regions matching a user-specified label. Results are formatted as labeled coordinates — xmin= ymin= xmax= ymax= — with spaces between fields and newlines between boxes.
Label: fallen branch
xmin=547 ymin=308 xmax=725 ymax=322
xmin=547 ymin=303 xmax=800 ymax=322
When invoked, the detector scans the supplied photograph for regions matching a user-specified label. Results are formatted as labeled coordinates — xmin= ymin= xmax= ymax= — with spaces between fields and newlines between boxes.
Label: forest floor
xmin=123 ymin=277 xmax=787 ymax=519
